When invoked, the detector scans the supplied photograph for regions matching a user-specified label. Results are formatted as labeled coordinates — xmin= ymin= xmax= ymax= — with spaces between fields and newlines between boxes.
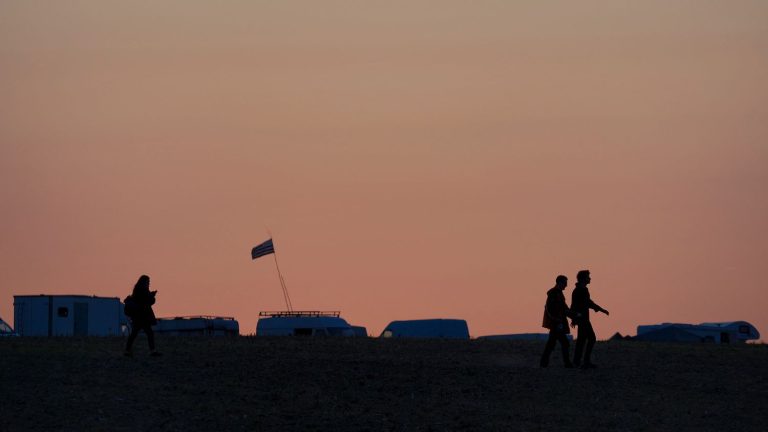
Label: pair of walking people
xmin=540 ymin=270 xmax=609 ymax=368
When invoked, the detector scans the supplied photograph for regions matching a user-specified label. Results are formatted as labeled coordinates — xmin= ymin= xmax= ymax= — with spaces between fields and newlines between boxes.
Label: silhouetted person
xmin=540 ymin=275 xmax=575 ymax=368
xmin=124 ymin=275 xmax=161 ymax=357
xmin=570 ymin=270 xmax=608 ymax=368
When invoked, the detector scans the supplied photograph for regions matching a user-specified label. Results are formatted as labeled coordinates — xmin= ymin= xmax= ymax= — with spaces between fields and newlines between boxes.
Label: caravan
xmin=13 ymin=295 xmax=126 ymax=336
xmin=635 ymin=321 xmax=760 ymax=344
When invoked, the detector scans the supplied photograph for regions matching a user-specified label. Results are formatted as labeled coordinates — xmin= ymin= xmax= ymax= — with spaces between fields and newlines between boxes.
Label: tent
xmin=609 ymin=332 xmax=633 ymax=341
xmin=0 ymin=316 xmax=15 ymax=336
xmin=380 ymin=319 xmax=470 ymax=339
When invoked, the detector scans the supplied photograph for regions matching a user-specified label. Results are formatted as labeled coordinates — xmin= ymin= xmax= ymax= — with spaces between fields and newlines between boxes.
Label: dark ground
xmin=1 ymin=336 xmax=766 ymax=432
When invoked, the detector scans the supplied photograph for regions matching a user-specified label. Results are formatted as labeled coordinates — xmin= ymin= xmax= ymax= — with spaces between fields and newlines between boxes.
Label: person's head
xmin=133 ymin=274 xmax=150 ymax=295
xmin=555 ymin=275 xmax=568 ymax=290
xmin=576 ymin=270 xmax=591 ymax=285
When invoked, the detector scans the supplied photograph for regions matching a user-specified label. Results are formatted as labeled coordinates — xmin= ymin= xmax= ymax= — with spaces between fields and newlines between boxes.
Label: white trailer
xmin=154 ymin=316 xmax=239 ymax=336
xmin=13 ymin=295 xmax=126 ymax=337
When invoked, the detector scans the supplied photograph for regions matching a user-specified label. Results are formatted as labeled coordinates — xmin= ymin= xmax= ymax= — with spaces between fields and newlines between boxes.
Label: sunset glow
xmin=1 ymin=2 xmax=766 ymax=339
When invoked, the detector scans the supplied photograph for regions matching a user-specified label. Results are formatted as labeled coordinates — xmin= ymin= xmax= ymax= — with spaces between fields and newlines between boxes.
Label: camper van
xmin=380 ymin=319 xmax=470 ymax=339
xmin=635 ymin=321 xmax=760 ymax=344
xmin=256 ymin=311 xmax=366 ymax=337
xmin=13 ymin=295 xmax=126 ymax=336
xmin=154 ymin=316 xmax=239 ymax=336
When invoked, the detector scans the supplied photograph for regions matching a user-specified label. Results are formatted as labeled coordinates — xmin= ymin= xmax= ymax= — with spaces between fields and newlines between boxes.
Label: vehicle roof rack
xmin=259 ymin=311 xmax=340 ymax=318
xmin=157 ymin=315 xmax=236 ymax=321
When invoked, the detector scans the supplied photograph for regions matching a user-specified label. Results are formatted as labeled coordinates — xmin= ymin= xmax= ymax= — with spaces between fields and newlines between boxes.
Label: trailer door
xmin=13 ymin=302 xmax=24 ymax=335
xmin=74 ymin=302 xmax=89 ymax=336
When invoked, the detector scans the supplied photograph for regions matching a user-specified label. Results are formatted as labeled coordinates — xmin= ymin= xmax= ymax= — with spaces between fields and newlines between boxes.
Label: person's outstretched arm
xmin=589 ymin=299 xmax=609 ymax=315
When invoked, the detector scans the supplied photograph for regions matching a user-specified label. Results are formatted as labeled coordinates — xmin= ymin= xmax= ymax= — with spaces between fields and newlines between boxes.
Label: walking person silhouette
xmin=540 ymin=275 xmax=575 ymax=368
xmin=570 ymin=270 xmax=609 ymax=368
xmin=123 ymin=275 xmax=161 ymax=357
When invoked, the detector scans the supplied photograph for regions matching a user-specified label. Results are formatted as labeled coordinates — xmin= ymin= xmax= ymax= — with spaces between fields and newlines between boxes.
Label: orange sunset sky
xmin=1 ymin=2 xmax=767 ymax=339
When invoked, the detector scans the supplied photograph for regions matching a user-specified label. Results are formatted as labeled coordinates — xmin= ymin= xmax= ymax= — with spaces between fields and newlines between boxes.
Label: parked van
xmin=256 ymin=311 xmax=366 ymax=337
xmin=154 ymin=316 xmax=239 ymax=336
xmin=380 ymin=319 xmax=470 ymax=339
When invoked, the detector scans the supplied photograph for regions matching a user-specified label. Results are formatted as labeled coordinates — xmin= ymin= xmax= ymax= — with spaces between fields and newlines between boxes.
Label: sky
xmin=1 ymin=1 xmax=767 ymax=339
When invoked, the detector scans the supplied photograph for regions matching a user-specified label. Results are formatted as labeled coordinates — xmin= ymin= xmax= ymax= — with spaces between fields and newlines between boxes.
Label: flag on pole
xmin=251 ymin=238 xmax=275 ymax=260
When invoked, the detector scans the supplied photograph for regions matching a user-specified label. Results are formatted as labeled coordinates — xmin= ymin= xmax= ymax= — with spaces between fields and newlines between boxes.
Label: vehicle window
xmin=294 ymin=328 xmax=312 ymax=336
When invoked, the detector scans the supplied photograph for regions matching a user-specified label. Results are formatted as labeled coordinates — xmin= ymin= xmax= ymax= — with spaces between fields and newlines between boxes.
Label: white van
xmin=380 ymin=319 xmax=470 ymax=339
xmin=256 ymin=311 xmax=366 ymax=337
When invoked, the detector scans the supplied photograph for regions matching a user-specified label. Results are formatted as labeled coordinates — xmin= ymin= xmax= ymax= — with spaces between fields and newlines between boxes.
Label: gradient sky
xmin=2 ymin=1 xmax=767 ymax=339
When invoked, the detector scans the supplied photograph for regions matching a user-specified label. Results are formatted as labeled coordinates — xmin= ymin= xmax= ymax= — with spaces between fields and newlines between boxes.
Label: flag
xmin=251 ymin=238 xmax=275 ymax=260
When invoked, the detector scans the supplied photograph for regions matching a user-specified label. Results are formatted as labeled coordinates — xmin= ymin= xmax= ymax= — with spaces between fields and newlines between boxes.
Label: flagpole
xmin=272 ymin=246 xmax=293 ymax=312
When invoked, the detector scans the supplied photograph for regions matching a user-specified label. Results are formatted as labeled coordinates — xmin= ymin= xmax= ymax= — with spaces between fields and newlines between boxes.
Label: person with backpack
xmin=540 ymin=275 xmax=575 ymax=368
xmin=124 ymin=274 xmax=161 ymax=357
xmin=570 ymin=269 xmax=609 ymax=368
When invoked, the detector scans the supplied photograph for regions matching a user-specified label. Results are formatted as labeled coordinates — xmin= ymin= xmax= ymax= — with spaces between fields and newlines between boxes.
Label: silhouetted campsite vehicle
xmin=0 ymin=316 xmax=16 ymax=337
xmin=154 ymin=316 xmax=239 ymax=336
xmin=380 ymin=319 xmax=470 ymax=339
xmin=256 ymin=311 xmax=367 ymax=337
xmin=13 ymin=295 xmax=126 ymax=336
xmin=634 ymin=321 xmax=760 ymax=344
xmin=478 ymin=333 xmax=573 ymax=342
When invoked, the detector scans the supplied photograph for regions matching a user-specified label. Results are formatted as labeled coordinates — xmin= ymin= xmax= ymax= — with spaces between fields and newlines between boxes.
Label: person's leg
xmin=558 ymin=332 xmax=572 ymax=367
xmin=583 ymin=322 xmax=596 ymax=366
xmin=540 ymin=330 xmax=558 ymax=367
xmin=144 ymin=325 xmax=156 ymax=351
xmin=573 ymin=325 xmax=585 ymax=366
xmin=125 ymin=324 xmax=140 ymax=354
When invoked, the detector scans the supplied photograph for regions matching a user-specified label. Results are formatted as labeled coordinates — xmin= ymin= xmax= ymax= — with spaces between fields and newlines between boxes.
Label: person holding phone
xmin=124 ymin=274 xmax=161 ymax=357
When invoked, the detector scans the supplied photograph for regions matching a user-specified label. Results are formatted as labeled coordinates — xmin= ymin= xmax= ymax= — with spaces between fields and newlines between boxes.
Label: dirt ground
xmin=1 ymin=336 xmax=766 ymax=431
